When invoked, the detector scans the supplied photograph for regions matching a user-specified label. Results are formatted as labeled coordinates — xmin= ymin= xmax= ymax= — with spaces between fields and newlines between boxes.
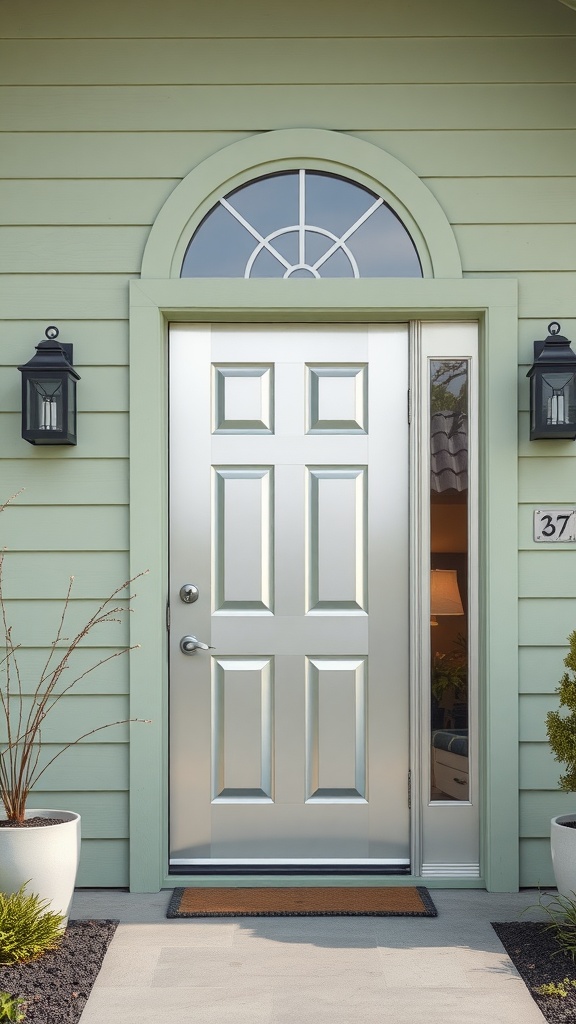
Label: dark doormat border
xmin=167 ymin=885 xmax=437 ymax=918
xmin=0 ymin=919 xmax=117 ymax=1024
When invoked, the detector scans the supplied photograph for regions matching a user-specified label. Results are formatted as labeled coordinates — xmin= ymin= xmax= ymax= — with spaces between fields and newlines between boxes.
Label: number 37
xmin=534 ymin=510 xmax=576 ymax=542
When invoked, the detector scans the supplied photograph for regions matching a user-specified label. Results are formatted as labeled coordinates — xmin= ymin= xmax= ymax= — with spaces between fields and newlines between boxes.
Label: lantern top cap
xmin=17 ymin=325 xmax=80 ymax=379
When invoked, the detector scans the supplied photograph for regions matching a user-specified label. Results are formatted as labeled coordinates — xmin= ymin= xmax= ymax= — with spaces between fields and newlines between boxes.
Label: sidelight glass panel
xmin=429 ymin=359 xmax=469 ymax=802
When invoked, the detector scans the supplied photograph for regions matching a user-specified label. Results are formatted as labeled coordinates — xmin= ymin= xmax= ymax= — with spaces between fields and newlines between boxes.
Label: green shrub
xmin=0 ymin=991 xmax=26 ymax=1021
xmin=0 ymin=885 xmax=65 ymax=965
xmin=546 ymin=630 xmax=576 ymax=792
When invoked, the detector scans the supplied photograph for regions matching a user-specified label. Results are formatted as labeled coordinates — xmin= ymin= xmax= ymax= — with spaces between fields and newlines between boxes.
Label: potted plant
xmin=431 ymin=633 xmax=467 ymax=729
xmin=546 ymin=628 xmax=576 ymax=900
xmin=0 ymin=492 xmax=149 ymax=920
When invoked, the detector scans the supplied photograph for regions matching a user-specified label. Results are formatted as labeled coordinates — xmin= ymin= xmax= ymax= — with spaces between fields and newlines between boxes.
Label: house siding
xmin=1 ymin=0 xmax=575 ymax=887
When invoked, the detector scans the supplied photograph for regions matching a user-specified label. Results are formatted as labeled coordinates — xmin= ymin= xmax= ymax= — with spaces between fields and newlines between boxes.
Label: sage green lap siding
xmin=520 ymin=839 xmax=554 ymax=887
xmin=2 ymin=37 xmax=575 ymax=86
xmin=0 ymin=507 xmax=128 ymax=551
xmin=0 ymin=414 xmax=129 ymax=458
xmin=2 ymin=0 xmax=572 ymax=37
xmin=2 ymin=131 xmax=575 ymax=179
xmin=28 ymin=794 xmax=129 ymax=839
xmin=3 ymin=85 xmax=575 ymax=132
xmin=76 ymin=841 xmax=128 ymax=887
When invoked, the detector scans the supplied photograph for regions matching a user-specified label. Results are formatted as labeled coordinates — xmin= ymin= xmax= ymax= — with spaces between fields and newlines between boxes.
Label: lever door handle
xmin=180 ymin=635 xmax=212 ymax=655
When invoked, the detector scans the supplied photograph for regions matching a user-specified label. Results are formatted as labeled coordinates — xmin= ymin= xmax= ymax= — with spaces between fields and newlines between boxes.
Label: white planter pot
xmin=0 ymin=809 xmax=81 ymax=922
xmin=551 ymin=813 xmax=576 ymax=901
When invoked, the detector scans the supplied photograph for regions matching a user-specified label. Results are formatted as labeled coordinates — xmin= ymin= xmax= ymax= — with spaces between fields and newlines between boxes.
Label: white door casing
xmin=169 ymin=323 xmax=410 ymax=866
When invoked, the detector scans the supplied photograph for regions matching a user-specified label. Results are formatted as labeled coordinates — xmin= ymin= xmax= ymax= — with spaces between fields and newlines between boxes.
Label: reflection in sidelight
xmin=429 ymin=360 xmax=469 ymax=801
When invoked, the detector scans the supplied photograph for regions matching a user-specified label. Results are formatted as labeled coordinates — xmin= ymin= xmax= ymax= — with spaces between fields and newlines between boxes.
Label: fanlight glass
xmin=181 ymin=170 xmax=422 ymax=279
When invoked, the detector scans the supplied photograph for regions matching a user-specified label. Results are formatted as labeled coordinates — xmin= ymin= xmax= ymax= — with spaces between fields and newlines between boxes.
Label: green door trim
xmin=128 ymin=277 xmax=518 ymax=893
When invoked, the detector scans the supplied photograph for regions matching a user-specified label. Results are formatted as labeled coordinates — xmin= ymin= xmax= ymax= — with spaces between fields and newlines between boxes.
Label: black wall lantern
xmin=18 ymin=326 xmax=80 ymax=445
xmin=527 ymin=322 xmax=576 ymax=440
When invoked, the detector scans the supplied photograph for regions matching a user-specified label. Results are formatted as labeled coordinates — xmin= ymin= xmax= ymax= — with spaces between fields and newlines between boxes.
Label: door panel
xmin=169 ymin=324 xmax=409 ymax=865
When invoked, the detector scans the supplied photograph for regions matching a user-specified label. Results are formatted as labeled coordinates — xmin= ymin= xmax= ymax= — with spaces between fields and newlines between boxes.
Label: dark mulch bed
xmin=0 ymin=919 xmax=117 ymax=1023
xmin=493 ymin=921 xmax=576 ymax=1024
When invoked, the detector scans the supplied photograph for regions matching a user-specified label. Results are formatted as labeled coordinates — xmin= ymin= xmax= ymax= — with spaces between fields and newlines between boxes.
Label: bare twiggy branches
xmin=0 ymin=504 xmax=150 ymax=822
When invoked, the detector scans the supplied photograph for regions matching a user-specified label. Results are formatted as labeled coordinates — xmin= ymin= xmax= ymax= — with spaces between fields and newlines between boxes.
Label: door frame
xmin=128 ymin=275 xmax=518 ymax=893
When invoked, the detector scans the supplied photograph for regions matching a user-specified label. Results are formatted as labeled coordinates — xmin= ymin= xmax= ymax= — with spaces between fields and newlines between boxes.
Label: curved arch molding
xmin=141 ymin=129 xmax=462 ymax=280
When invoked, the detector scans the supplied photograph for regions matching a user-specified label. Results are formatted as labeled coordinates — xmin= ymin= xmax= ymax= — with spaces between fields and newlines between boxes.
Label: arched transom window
xmin=181 ymin=169 xmax=422 ymax=279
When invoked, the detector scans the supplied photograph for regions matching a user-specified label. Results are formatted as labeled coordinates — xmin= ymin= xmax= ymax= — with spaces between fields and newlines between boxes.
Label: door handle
xmin=180 ymin=635 xmax=212 ymax=655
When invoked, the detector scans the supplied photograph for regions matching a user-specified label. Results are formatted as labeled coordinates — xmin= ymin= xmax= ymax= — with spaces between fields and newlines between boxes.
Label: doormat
xmin=167 ymin=886 xmax=437 ymax=917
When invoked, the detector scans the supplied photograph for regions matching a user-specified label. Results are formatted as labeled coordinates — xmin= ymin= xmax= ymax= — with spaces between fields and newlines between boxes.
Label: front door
xmin=169 ymin=323 xmax=410 ymax=867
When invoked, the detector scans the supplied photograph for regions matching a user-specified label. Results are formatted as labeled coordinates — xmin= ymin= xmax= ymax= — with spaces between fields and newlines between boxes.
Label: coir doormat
xmin=167 ymin=885 xmax=437 ymax=918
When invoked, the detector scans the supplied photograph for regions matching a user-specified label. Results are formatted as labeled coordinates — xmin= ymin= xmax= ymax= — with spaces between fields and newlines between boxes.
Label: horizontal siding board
xmin=0 ymin=365 xmax=128 ymax=412
xmin=519 ymin=693 xmax=559 ymax=742
xmin=520 ymin=551 xmax=576 ymax=598
xmin=25 ymin=792 xmax=129 ymax=839
xmin=0 ymin=413 xmax=129 ymax=459
xmin=519 ymin=457 xmax=576 ymax=502
xmin=0 ymin=321 xmax=128 ymax=366
xmin=0 ymin=505 xmax=128 ymax=550
xmin=0 ymin=181 xmax=178 ymax=227
xmin=520 ymin=791 xmax=574 ymax=838
xmin=3 ymin=647 xmax=130 ymax=695
xmin=2 ymin=0 xmax=572 ymax=38
xmin=455 ymin=225 xmax=576 ymax=272
xmin=2 ymin=85 xmax=575 ymax=132
xmin=0 ymin=276 xmax=131 ymax=320
xmin=3 ymin=599 xmax=130 ymax=647
xmin=0 ymin=227 xmax=148 ymax=273
xmin=0 ymin=132 xmax=254 ymax=178
xmin=26 ymin=742 xmax=128 ymax=790
xmin=426 ymin=178 xmax=576 ymax=225
xmin=76 ymin=839 xmax=128 ymax=887
xmin=3 ymin=130 xmax=575 ymax=179
xmin=466 ymin=273 xmax=576 ymax=319
xmin=519 ymin=645 xmax=568 ymax=693
xmin=519 ymin=837 xmax=554 ymax=887
xmin=519 ymin=599 xmax=576 ymax=646
xmin=0 ymin=459 xmax=128 ymax=504
xmin=0 ymin=695 xmax=131 ymax=743
xmin=1 ymin=551 xmax=131 ymax=598
xmin=2 ymin=38 xmax=576 ymax=86
xmin=520 ymin=741 xmax=558 ymax=789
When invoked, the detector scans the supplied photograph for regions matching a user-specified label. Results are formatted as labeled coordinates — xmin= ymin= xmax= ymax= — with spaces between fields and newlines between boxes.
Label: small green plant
xmin=0 ymin=992 xmax=26 ymax=1022
xmin=534 ymin=977 xmax=576 ymax=998
xmin=528 ymin=890 xmax=576 ymax=961
xmin=546 ymin=630 xmax=576 ymax=792
xmin=431 ymin=633 xmax=467 ymax=704
xmin=0 ymin=884 xmax=65 ymax=965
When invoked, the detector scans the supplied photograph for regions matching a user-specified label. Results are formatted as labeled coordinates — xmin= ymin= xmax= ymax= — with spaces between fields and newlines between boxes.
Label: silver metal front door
xmin=169 ymin=324 xmax=410 ymax=866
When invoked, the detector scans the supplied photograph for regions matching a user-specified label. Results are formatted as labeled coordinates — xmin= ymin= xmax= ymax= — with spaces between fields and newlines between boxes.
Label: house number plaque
xmin=534 ymin=509 xmax=576 ymax=542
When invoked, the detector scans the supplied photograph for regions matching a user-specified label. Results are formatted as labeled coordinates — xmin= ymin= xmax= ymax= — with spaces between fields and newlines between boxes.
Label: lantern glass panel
xmin=541 ymin=372 xmax=576 ymax=427
xmin=26 ymin=377 xmax=63 ymax=432
xmin=67 ymin=376 xmax=77 ymax=438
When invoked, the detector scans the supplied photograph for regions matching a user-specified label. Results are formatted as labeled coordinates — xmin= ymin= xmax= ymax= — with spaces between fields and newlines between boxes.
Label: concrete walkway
xmin=70 ymin=888 xmax=550 ymax=1023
